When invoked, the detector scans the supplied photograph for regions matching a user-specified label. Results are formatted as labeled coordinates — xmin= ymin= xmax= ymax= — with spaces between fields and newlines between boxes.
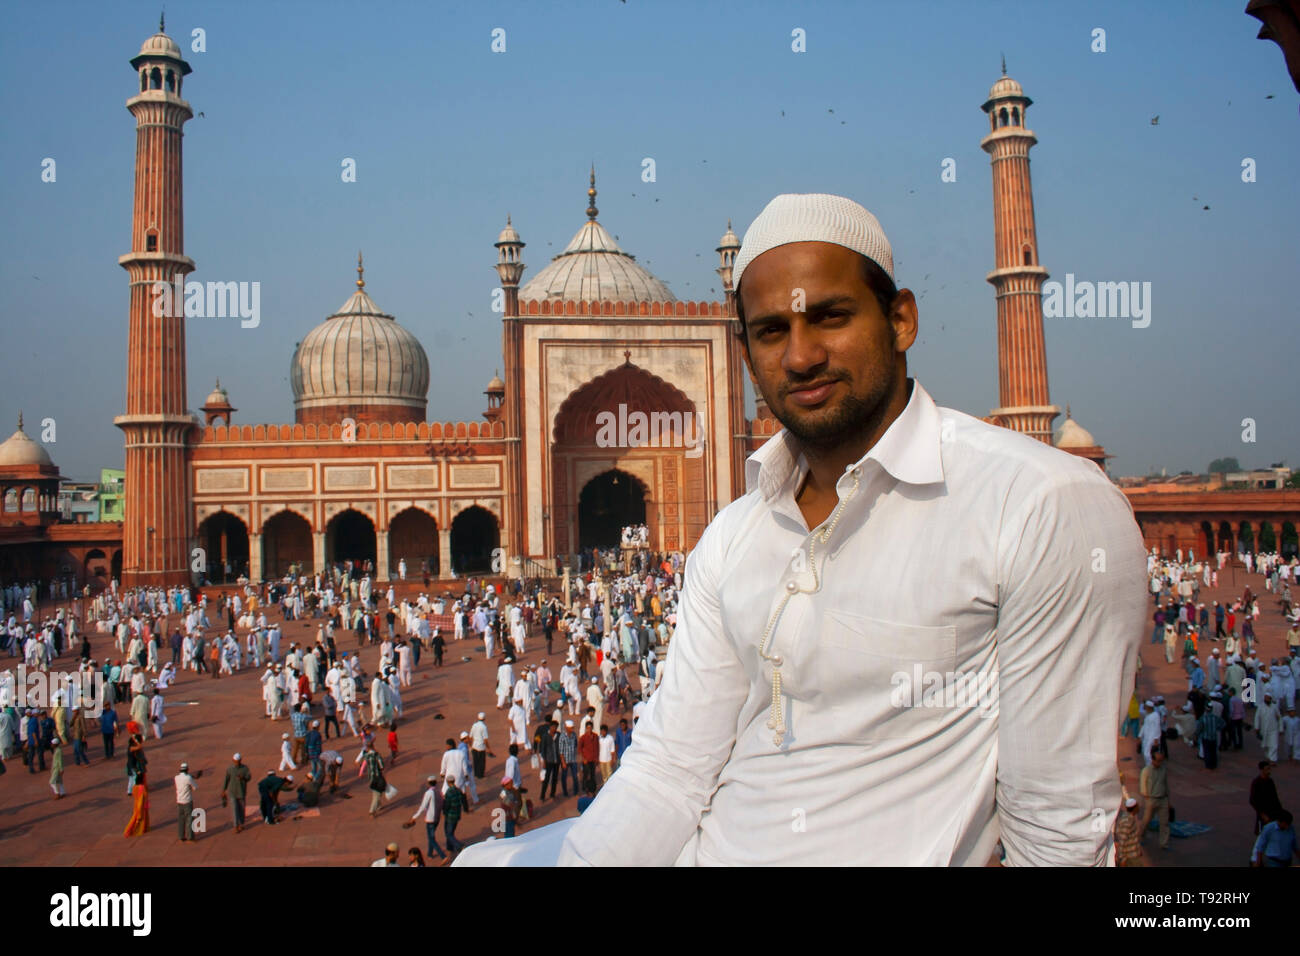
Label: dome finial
xmin=1000 ymin=52 xmax=1006 ymax=76
xmin=356 ymin=250 xmax=365 ymax=289
xmin=160 ymin=10 xmax=165 ymax=33
xmin=1066 ymin=403 xmax=1071 ymax=419
xmin=586 ymin=164 xmax=598 ymax=220
xmin=17 ymin=410 xmax=22 ymax=432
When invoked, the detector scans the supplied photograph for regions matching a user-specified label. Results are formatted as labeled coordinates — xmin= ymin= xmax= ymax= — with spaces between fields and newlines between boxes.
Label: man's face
xmin=738 ymin=242 xmax=916 ymax=453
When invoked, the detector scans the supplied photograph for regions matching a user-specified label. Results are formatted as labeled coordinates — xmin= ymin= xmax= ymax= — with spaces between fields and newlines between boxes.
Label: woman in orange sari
xmin=124 ymin=771 xmax=149 ymax=836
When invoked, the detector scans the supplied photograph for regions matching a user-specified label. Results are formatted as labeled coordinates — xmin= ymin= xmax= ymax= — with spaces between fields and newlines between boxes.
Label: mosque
xmin=3 ymin=23 xmax=1294 ymax=592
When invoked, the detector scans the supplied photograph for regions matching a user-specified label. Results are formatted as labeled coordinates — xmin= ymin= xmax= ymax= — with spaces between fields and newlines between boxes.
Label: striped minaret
xmin=113 ymin=18 xmax=196 ymax=586
xmin=981 ymin=61 xmax=1059 ymax=443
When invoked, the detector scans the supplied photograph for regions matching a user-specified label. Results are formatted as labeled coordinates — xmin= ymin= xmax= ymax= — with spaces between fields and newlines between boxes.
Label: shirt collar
xmin=745 ymin=378 xmax=946 ymax=501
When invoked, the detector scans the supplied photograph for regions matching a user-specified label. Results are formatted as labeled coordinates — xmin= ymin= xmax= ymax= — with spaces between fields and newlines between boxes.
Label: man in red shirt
xmin=578 ymin=725 xmax=600 ymax=795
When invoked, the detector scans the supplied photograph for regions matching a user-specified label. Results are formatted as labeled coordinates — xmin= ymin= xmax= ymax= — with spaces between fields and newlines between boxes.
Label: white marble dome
xmin=291 ymin=269 xmax=429 ymax=421
xmin=0 ymin=419 xmax=54 ymax=469
xmin=138 ymin=32 xmax=183 ymax=60
xmin=519 ymin=219 xmax=676 ymax=304
xmin=1054 ymin=414 xmax=1097 ymax=449
xmin=988 ymin=74 xmax=1025 ymax=100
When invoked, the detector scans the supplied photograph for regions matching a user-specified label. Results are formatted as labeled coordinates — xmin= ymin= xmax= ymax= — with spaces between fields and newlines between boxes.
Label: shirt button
xmin=785 ymin=580 xmax=798 ymax=593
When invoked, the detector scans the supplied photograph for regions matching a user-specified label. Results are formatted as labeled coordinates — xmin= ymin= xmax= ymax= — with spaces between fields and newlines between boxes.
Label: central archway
xmin=389 ymin=507 xmax=439 ymax=578
xmin=451 ymin=506 xmax=499 ymax=575
xmin=578 ymin=469 xmax=647 ymax=551
xmin=197 ymin=511 xmax=250 ymax=583
xmin=326 ymin=509 xmax=376 ymax=569
xmin=550 ymin=361 xmax=707 ymax=559
xmin=263 ymin=510 xmax=312 ymax=579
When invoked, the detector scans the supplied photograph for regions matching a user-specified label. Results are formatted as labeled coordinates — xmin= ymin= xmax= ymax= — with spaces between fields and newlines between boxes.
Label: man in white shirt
xmin=439 ymin=738 xmax=468 ymax=796
xmin=174 ymin=762 xmax=197 ymax=842
xmin=552 ymin=193 xmax=1146 ymax=867
xmin=407 ymin=776 xmax=447 ymax=861
xmin=470 ymin=711 xmax=493 ymax=780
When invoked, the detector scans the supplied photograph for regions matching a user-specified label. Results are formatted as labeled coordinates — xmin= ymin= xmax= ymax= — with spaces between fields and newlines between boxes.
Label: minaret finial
xmin=160 ymin=10 xmax=165 ymax=32
xmin=17 ymin=410 xmax=23 ymax=431
xmin=506 ymin=213 xmax=511 ymax=225
xmin=587 ymin=165 xmax=598 ymax=220
xmin=356 ymin=250 xmax=365 ymax=289
xmin=1001 ymin=52 xmax=1006 ymax=75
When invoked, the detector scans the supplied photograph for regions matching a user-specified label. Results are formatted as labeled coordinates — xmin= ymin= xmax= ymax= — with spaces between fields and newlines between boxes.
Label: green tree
xmin=1208 ymin=457 xmax=1241 ymax=474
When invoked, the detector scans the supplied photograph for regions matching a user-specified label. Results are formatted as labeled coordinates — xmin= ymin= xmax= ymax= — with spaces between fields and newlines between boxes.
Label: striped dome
xmin=519 ymin=219 xmax=676 ymax=305
xmin=291 ymin=282 xmax=429 ymax=422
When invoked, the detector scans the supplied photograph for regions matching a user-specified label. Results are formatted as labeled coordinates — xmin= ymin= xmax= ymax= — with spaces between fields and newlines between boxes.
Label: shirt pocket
xmin=817 ymin=609 xmax=960 ymax=743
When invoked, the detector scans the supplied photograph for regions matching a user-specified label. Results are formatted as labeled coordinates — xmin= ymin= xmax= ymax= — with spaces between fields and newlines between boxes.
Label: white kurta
xmin=557 ymin=380 xmax=1146 ymax=867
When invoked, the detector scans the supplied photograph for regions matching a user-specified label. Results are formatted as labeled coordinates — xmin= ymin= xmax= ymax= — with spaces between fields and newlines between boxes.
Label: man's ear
xmin=889 ymin=289 xmax=919 ymax=353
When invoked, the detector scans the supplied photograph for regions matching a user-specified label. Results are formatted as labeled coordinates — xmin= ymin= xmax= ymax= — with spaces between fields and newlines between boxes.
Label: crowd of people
xmin=0 ymin=553 xmax=681 ymax=865
xmin=1113 ymin=548 xmax=1300 ymax=866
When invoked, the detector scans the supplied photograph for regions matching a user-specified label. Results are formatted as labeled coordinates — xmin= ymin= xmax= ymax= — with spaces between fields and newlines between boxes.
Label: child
xmin=387 ymin=721 xmax=399 ymax=765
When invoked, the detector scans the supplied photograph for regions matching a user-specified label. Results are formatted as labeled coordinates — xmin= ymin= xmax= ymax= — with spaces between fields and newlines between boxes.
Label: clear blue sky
xmin=2 ymin=0 xmax=1297 ymax=481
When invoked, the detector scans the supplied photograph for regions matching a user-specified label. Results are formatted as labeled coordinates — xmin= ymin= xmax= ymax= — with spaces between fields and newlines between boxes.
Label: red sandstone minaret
xmin=981 ymin=59 xmax=1059 ymax=443
xmin=114 ymin=16 xmax=196 ymax=586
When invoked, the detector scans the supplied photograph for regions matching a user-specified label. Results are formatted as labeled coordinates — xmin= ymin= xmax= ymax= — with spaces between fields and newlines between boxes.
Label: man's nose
xmin=781 ymin=320 xmax=828 ymax=376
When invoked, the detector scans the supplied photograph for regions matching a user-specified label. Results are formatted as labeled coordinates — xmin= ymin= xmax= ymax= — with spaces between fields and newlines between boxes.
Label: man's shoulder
xmin=936 ymin=406 xmax=1112 ymax=492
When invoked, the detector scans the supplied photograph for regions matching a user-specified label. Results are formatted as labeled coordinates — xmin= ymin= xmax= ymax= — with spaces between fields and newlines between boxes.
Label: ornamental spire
xmin=586 ymin=164 xmax=598 ymax=221
xmin=357 ymin=250 xmax=365 ymax=289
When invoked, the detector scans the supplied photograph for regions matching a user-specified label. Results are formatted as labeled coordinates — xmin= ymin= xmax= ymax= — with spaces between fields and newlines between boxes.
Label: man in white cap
xmin=457 ymin=731 xmax=479 ymax=806
xmin=470 ymin=711 xmax=493 ymax=780
xmin=278 ymin=732 xmax=296 ymax=771
xmin=585 ymin=677 xmax=604 ymax=738
xmin=221 ymin=752 xmax=251 ymax=832
xmin=1139 ymin=700 xmax=1163 ymax=766
xmin=1256 ymin=692 xmax=1283 ymax=762
xmin=174 ymin=761 xmax=198 ymax=842
xmin=555 ymin=192 xmax=1146 ymax=866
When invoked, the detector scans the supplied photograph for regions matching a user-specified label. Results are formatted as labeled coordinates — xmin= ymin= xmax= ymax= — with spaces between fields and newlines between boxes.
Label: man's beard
xmin=767 ymin=367 xmax=896 ymax=453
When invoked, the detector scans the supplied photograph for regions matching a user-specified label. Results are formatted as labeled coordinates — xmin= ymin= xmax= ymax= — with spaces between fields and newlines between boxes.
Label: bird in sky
xmin=1150 ymin=115 xmax=1159 ymax=125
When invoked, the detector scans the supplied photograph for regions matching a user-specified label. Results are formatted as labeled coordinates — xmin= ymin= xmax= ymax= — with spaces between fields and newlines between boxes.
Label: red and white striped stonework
xmin=114 ymin=29 xmax=196 ymax=586
xmin=981 ymin=71 xmax=1059 ymax=444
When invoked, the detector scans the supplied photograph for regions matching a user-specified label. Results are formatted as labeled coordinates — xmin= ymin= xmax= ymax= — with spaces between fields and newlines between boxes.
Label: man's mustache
xmin=778 ymin=371 xmax=849 ymax=399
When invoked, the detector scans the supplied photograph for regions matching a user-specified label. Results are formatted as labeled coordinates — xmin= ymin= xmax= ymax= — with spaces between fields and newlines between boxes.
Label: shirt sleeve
xmin=994 ymin=465 xmax=1148 ymax=866
xmin=557 ymin=516 xmax=747 ymax=866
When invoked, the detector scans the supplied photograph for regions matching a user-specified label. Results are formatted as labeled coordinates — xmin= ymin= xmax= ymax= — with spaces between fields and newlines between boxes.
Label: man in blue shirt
xmin=615 ymin=718 xmax=633 ymax=761
xmin=100 ymin=706 xmax=119 ymax=758
xmin=1252 ymin=810 xmax=1298 ymax=867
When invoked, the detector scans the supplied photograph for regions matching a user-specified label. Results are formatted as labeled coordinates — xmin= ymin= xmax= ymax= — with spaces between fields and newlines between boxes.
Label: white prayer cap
xmin=1144 ymin=699 xmax=1154 ymax=707
xmin=477 ymin=712 xmax=486 ymax=719
xmin=459 ymin=731 xmax=469 ymax=739
xmin=233 ymin=752 xmax=241 ymax=760
xmin=1124 ymin=797 xmax=1138 ymax=809
xmin=731 ymin=193 xmax=895 ymax=293
xmin=282 ymin=732 xmax=289 ymax=739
